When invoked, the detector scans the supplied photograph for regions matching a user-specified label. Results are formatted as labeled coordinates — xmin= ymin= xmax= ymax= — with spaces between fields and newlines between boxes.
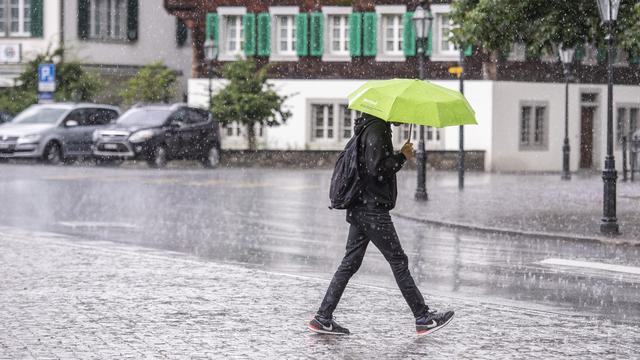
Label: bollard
xmin=622 ymin=136 xmax=628 ymax=182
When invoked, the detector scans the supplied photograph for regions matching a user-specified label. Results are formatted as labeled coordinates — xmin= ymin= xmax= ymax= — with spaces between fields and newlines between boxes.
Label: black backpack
xmin=329 ymin=120 xmax=373 ymax=209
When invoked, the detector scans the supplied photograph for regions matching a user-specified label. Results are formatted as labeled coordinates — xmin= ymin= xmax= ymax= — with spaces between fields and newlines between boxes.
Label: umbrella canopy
xmin=347 ymin=79 xmax=477 ymax=128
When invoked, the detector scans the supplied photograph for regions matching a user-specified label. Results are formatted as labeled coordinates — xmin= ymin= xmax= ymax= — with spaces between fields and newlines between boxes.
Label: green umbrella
xmin=347 ymin=78 xmax=477 ymax=128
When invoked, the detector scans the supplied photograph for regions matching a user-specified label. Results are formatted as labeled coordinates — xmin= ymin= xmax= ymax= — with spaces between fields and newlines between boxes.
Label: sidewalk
xmin=1 ymin=227 xmax=639 ymax=359
xmin=395 ymin=172 xmax=640 ymax=245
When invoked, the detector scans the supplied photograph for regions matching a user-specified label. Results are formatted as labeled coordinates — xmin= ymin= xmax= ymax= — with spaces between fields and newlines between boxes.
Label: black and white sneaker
xmin=415 ymin=310 xmax=455 ymax=336
xmin=308 ymin=315 xmax=350 ymax=335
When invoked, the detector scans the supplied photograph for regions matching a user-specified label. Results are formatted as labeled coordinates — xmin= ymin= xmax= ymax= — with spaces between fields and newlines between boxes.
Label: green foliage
xmin=119 ymin=61 xmax=177 ymax=106
xmin=450 ymin=0 xmax=640 ymax=58
xmin=0 ymin=47 xmax=102 ymax=114
xmin=211 ymin=58 xmax=291 ymax=150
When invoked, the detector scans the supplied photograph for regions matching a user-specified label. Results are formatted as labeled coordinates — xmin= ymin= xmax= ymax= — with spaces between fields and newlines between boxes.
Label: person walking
xmin=308 ymin=114 xmax=454 ymax=336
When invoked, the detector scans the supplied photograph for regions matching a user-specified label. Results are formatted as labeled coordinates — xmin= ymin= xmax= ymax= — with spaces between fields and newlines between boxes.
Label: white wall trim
xmin=217 ymin=7 xmax=247 ymax=61
xmin=268 ymin=6 xmax=299 ymax=62
xmin=322 ymin=7 xmax=352 ymax=62
xmin=375 ymin=5 xmax=407 ymax=62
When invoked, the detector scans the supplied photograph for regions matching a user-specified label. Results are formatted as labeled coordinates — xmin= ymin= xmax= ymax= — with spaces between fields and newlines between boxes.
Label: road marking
xmin=540 ymin=258 xmax=640 ymax=275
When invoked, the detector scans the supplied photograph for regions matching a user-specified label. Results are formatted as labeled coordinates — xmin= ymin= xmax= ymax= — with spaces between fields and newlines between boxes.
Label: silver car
xmin=0 ymin=103 xmax=120 ymax=164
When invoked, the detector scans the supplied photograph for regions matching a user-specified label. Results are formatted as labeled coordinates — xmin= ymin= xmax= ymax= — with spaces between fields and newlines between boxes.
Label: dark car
xmin=0 ymin=111 xmax=13 ymax=124
xmin=0 ymin=103 xmax=120 ymax=164
xmin=93 ymin=103 xmax=221 ymax=168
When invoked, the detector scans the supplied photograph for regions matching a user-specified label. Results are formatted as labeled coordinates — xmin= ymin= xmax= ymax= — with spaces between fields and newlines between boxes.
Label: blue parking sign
xmin=38 ymin=63 xmax=56 ymax=93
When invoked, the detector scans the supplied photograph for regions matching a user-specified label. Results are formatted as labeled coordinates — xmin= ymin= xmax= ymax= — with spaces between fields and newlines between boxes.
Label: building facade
xmin=0 ymin=1 xmax=192 ymax=102
xmin=165 ymin=0 xmax=640 ymax=172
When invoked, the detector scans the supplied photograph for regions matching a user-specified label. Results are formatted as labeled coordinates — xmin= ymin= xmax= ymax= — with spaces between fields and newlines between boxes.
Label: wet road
xmin=1 ymin=163 xmax=639 ymax=325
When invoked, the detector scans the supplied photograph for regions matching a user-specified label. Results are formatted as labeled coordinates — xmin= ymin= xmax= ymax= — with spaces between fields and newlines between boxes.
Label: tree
xmin=211 ymin=59 xmax=291 ymax=150
xmin=119 ymin=61 xmax=177 ymax=106
xmin=0 ymin=47 xmax=101 ymax=114
xmin=450 ymin=0 xmax=640 ymax=62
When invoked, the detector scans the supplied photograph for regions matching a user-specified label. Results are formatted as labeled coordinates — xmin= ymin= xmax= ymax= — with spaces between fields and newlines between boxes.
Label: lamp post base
xmin=561 ymin=142 xmax=571 ymax=181
xmin=600 ymin=220 xmax=620 ymax=235
xmin=415 ymin=190 xmax=428 ymax=201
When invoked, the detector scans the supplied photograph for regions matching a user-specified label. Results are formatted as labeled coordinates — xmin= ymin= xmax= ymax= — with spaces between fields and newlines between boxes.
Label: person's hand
xmin=401 ymin=142 xmax=414 ymax=161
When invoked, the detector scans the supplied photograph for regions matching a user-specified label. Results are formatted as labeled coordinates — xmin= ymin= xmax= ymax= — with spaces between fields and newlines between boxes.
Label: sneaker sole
xmin=416 ymin=313 xmax=455 ymax=337
xmin=307 ymin=324 xmax=349 ymax=335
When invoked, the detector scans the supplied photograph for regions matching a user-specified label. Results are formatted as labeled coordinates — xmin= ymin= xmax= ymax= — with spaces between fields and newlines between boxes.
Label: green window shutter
xmin=205 ymin=13 xmax=218 ymax=41
xmin=30 ymin=0 xmax=43 ymax=37
xmin=126 ymin=0 xmax=138 ymax=42
xmin=244 ymin=13 xmax=256 ymax=56
xmin=575 ymin=44 xmax=585 ymax=61
xmin=349 ymin=13 xmax=362 ymax=57
xmin=257 ymin=13 xmax=271 ymax=56
xmin=425 ymin=24 xmax=433 ymax=56
xmin=176 ymin=18 xmax=188 ymax=47
xmin=78 ymin=0 xmax=89 ymax=40
xmin=402 ymin=12 xmax=415 ymax=56
xmin=296 ymin=13 xmax=308 ymax=56
xmin=362 ymin=12 xmax=377 ymax=56
xmin=464 ymin=44 xmax=473 ymax=56
xmin=310 ymin=12 xmax=323 ymax=56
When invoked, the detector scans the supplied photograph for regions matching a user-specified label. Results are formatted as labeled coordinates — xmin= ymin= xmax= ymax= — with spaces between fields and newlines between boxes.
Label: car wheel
xmin=42 ymin=142 xmax=63 ymax=165
xmin=201 ymin=147 xmax=220 ymax=169
xmin=147 ymin=145 xmax=168 ymax=168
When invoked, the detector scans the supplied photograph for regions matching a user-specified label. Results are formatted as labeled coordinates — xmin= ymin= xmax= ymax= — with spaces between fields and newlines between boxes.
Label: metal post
xmin=415 ymin=39 xmax=428 ymax=201
xmin=622 ymin=136 xmax=628 ymax=182
xmin=600 ymin=23 xmax=619 ymax=235
xmin=562 ymin=67 xmax=571 ymax=180
xmin=458 ymin=49 xmax=465 ymax=190
xmin=208 ymin=60 xmax=213 ymax=109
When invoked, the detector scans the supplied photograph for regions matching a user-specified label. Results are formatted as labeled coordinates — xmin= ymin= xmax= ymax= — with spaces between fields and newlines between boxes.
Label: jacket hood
xmin=354 ymin=115 xmax=387 ymax=135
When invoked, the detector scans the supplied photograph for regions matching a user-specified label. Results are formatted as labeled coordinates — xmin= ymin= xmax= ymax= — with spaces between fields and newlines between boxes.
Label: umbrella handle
xmin=405 ymin=124 xmax=413 ymax=145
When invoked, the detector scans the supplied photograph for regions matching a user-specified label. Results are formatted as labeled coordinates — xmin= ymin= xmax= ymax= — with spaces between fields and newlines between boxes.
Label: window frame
xmin=519 ymin=101 xmax=549 ymax=151
xmin=322 ymin=6 xmax=352 ymax=62
xmin=217 ymin=7 xmax=246 ymax=61
xmin=429 ymin=4 xmax=458 ymax=61
xmin=269 ymin=6 xmax=299 ymax=62
xmin=0 ymin=0 xmax=31 ymax=37
xmin=615 ymin=103 xmax=640 ymax=149
xmin=307 ymin=99 xmax=358 ymax=148
xmin=375 ymin=5 xmax=406 ymax=62
xmin=88 ymin=0 xmax=129 ymax=42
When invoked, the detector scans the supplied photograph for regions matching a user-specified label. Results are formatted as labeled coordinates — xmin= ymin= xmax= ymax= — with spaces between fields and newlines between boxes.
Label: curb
xmin=392 ymin=212 xmax=640 ymax=247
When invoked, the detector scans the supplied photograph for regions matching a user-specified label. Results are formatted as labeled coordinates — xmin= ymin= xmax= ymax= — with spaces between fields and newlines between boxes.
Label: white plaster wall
xmin=189 ymin=78 xmax=492 ymax=155
xmin=0 ymin=0 xmax=62 ymax=81
xmin=491 ymin=81 xmax=640 ymax=172
xmin=63 ymin=0 xmax=192 ymax=94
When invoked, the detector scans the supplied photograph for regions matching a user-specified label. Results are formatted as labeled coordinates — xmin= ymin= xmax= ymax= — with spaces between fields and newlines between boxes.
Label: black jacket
xmin=353 ymin=116 xmax=406 ymax=210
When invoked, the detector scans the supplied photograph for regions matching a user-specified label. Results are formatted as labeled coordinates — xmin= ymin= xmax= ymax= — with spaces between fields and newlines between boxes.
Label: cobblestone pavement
xmin=394 ymin=172 xmax=640 ymax=244
xmin=1 ymin=227 xmax=639 ymax=359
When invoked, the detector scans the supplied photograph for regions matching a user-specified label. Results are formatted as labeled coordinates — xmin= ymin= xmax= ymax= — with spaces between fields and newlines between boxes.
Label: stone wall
xmin=220 ymin=150 xmax=485 ymax=171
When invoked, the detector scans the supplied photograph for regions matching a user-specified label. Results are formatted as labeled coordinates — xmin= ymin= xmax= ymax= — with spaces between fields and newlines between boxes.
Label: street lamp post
xmin=412 ymin=3 xmax=433 ymax=201
xmin=458 ymin=49 xmax=465 ymax=189
xmin=203 ymin=39 xmax=219 ymax=109
xmin=596 ymin=0 xmax=621 ymax=235
xmin=559 ymin=46 xmax=575 ymax=181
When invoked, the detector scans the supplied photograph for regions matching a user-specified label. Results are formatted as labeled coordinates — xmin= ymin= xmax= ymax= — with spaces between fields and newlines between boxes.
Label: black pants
xmin=317 ymin=208 xmax=428 ymax=319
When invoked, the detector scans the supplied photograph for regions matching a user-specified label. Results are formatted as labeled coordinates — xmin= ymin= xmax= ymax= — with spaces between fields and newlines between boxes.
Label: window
xmin=616 ymin=105 xmax=640 ymax=146
xmin=339 ymin=104 xmax=357 ymax=139
xmin=225 ymin=122 xmax=242 ymax=138
xmin=437 ymin=13 xmax=456 ymax=54
xmin=217 ymin=7 xmax=246 ymax=60
xmin=224 ymin=16 xmax=243 ymax=55
xmin=520 ymin=102 xmax=548 ymax=150
xmin=312 ymin=104 xmax=334 ymax=140
xmin=275 ymin=15 xmax=296 ymax=55
xmin=329 ymin=15 xmax=349 ymax=55
xmin=89 ymin=0 xmax=128 ymax=41
xmin=381 ymin=14 xmax=403 ymax=55
xmin=0 ymin=0 xmax=30 ymax=36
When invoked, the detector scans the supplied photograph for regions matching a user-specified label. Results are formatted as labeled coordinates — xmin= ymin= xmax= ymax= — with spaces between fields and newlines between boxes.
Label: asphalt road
xmin=1 ymin=162 xmax=639 ymax=325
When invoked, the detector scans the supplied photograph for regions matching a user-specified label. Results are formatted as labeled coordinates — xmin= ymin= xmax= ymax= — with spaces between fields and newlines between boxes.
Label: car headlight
xmin=17 ymin=134 xmax=41 ymax=144
xmin=128 ymin=129 xmax=155 ymax=143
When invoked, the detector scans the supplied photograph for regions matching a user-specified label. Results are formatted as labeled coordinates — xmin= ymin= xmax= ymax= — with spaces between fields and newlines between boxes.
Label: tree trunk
xmin=482 ymin=50 xmax=499 ymax=81
xmin=247 ymin=124 xmax=256 ymax=151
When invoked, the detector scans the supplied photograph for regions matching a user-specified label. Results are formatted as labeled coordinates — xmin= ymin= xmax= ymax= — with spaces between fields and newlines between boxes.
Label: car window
xmin=185 ymin=109 xmax=207 ymax=125
xmin=65 ymin=109 xmax=89 ymax=126
xmin=170 ymin=109 xmax=188 ymax=125
xmin=12 ymin=107 xmax=68 ymax=124
xmin=87 ymin=109 xmax=118 ymax=126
